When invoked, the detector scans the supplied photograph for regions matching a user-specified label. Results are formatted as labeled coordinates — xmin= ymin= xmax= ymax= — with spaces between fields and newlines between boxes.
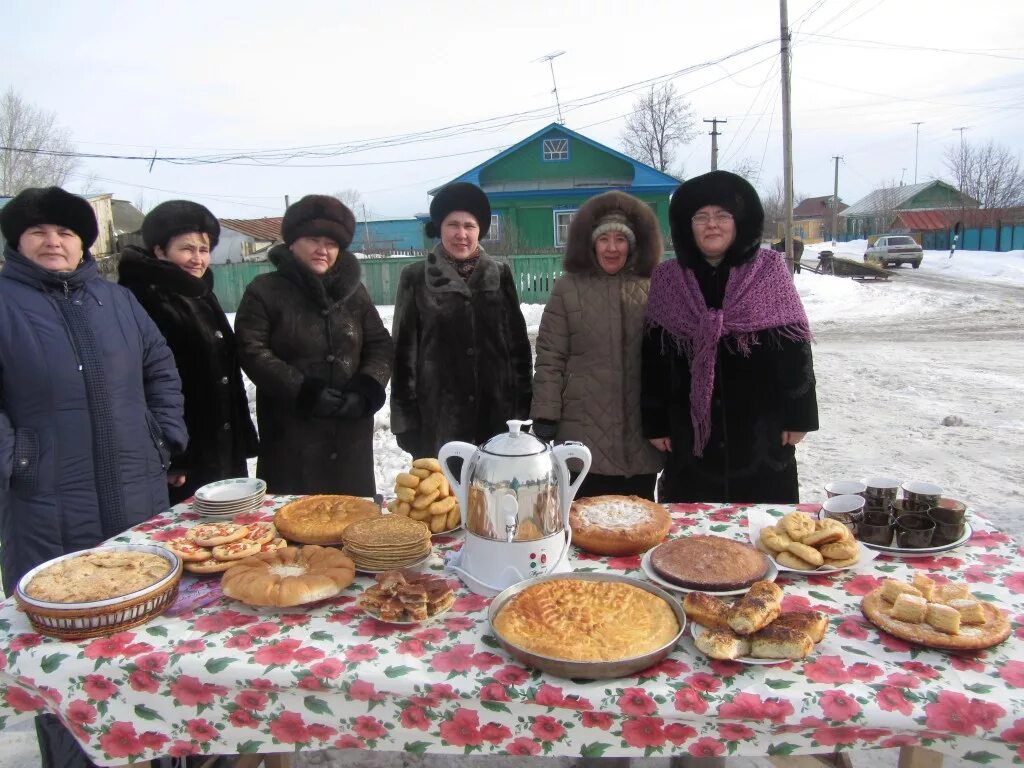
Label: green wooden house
xmin=841 ymin=180 xmax=978 ymax=239
xmin=429 ymin=123 xmax=679 ymax=252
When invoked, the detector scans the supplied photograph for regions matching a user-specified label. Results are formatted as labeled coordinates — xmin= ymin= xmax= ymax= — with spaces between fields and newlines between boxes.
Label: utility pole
xmin=536 ymin=51 xmax=566 ymax=124
xmin=912 ymin=121 xmax=924 ymax=184
xmin=953 ymin=126 xmax=970 ymax=224
xmin=284 ymin=195 xmax=290 ymax=210
xmin=779 ymin=0 xmax=796 ymax=273
xmin=704 ymin=118 xmax=727 ymax=171
xmin=831 ymin=156 xmax=842 ymax=246
xmin=362 ymin=204 xmax=371 ymax=250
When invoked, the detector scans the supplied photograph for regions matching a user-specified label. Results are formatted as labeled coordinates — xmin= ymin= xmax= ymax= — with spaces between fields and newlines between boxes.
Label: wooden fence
xmin=211 ymin=254 xmax=571 ymax=312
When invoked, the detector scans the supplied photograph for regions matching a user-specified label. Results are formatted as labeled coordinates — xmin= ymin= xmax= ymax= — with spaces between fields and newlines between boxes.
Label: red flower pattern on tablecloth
xmin=2 ymin=498 xmax=1023 ymax=765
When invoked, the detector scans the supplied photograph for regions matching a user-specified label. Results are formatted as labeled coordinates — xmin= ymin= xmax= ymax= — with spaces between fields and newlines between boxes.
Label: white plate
xmin=194 ymin=478 xmax=267 ymax=503
xmin=861 ymin=520 xmax=973 ymax=558
xmin=688 ymin=623 xmax=789 ymax=666
xmin=361 ymin=602 xmax=452 ymax=625
xmin=639 ymin=548 xmax=778 ymax=596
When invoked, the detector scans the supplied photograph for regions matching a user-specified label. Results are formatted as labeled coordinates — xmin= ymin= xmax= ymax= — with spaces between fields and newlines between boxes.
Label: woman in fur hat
xmin=642 ymin=171 xmax=818 ymax=503
xmin=118 ymin=200 xmax=258 ymax=504
xmin=391 ymin=182 xmax=532 ymax=459
xmin=234 ymin=195 xmax=392 ymax=495
xmin=531 ymin=191 xmax=664 ymax=499
xmin=0 ymin=187 xmax=187 ymax=768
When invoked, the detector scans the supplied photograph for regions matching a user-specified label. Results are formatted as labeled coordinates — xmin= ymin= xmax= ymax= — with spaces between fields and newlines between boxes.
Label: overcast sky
xmin=4 ymin=0 xmax=1022 ymax=220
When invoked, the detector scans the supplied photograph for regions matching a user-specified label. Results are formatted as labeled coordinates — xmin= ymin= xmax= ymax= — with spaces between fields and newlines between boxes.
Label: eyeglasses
xmin=691 ymin=212 xmax=734 ymax=226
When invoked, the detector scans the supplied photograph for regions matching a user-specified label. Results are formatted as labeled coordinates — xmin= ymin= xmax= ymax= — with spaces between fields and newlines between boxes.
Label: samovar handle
xmin=438 ymin=441 xmax=477 ymax=530
xmin=551 ymin=441 xmax=592 ymax=529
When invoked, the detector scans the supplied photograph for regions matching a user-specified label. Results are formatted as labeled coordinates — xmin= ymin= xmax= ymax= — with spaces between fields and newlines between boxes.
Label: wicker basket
xmin=14 ymin=545 xmax=183 ymax=641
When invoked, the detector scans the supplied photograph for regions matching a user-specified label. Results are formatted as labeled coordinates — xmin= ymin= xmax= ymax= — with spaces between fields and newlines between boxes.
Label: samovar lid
xmin=480 ymin=420 xmax=547 ymax=457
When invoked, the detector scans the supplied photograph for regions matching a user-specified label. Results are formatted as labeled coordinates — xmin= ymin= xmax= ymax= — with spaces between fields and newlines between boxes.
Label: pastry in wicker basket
xmin=221 ymin=545 xmax=356 ymax=607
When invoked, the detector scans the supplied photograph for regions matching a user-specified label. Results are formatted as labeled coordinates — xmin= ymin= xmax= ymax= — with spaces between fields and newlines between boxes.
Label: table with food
xmin=0 ymin=425 xmax=1021 ymax=767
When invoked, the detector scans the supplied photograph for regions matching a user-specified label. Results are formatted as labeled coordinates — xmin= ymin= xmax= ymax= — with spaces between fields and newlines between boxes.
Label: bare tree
xmin=333 ymin=188 xmax=365 ymax=216
xmin=943 ymin=140 xmax=1024 ymax=209
xmin=871 ymin=178 xmax=903 ymax=235
xmin=620 ymin=84 xmax=697 ymax=173
xmin=725 ymin=156 xmax=762 ymax=187
xmin=759 ymin=177 xmax=785 ymax=240
xmin=0 ymin=87 xmax=78 ymax=195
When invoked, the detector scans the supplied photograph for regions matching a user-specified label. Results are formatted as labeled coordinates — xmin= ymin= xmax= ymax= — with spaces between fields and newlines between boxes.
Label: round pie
xmin=221 ymin=545 xmax=357 ymax=607
xmin=492 ymin=578 xmax=679 ymax=662
xmin=184 ymin=557 xmax=237 ymax=574
xmin=274 ymin=495 xmax=381 ymax=545
xmin=187 ymin=522 xmax=248 ymax=547
xmin=241 ymin=521 xmax=277 ymax=546
xmin=650 ymin=535 xmax=769 ymax=591
xmin=211 ymin=539 xmax=262 ymax=561
xmin=569 ymin=495 xmax=671 ymax=556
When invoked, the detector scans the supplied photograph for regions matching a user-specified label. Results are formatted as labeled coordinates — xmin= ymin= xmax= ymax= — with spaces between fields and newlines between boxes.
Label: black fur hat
xmin=281 ymin=195 xmax=356 ymax=249
xmin=426 ymin=182 xmax=490 ymax=239
xmin=1 ymin=186 xmax=99 ymax=250
xmin=668 ymin=171 xmax=764 ymax=265
xmin=142 ymin=200 xmax=220 ymax=252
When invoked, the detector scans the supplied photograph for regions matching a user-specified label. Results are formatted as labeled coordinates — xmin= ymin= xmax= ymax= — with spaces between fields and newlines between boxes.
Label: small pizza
xmin=184 ymin=558 xmax=236 ymax=574
xmin=187 ymin=522 xmax=248 ymax=547
xmin=211 ymin=539 xmax=262 ymax=561
xmin=164 ymin=538 xmax=213 ymax=562
xmin=260 ymin=538 xmax=287 ymax=552
xmin=242 ymin=521 xmax=276 ymax=545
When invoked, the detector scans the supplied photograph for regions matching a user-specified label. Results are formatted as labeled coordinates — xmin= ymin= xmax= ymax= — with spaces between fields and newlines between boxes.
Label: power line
xmin=800 ymin=32 xmax=1024 ymax=60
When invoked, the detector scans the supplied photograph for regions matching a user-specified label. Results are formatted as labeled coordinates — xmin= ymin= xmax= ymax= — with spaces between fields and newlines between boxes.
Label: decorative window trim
xmin=553 ymin=208 xmax=577 ymax=247
xmin=482 ymin=214 xmax=502 ymax=242
xmin=542 ymin=138 xmax=570 ymax=162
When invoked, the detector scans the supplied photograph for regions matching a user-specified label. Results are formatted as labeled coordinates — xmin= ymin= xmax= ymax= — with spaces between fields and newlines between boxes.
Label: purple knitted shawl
xmin=645 ymin=248 xmax=812 ymax=456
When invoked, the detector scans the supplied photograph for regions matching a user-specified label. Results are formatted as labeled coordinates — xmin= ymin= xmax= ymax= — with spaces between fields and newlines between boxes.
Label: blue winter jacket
xmin=0 ymin=246 xmax=187 ymax=595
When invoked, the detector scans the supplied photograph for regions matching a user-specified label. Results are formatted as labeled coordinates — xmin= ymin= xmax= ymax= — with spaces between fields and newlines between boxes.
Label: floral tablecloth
xmin=1 ymin=498 xmax=1023 ymax=766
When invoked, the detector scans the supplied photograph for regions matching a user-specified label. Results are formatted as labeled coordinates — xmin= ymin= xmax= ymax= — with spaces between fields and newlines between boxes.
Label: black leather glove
xmin=395 ymin=430 xmax=423 ymax=458
xmin=532 ymin=419 xmax=558 ymax=442
xmin=334 ymin=391 xmax=366 ymax=420
xmin=311 ymin=388 xmax=347 ymax=417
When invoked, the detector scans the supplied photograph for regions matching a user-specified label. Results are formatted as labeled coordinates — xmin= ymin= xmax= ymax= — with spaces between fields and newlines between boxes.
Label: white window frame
xmin=542 ymin=138 xmax=570 ymax=162
xmin=553 ymin=209 xmax=577 ymax=247
xmin=482 ymin=214 xmax=502 ymax=242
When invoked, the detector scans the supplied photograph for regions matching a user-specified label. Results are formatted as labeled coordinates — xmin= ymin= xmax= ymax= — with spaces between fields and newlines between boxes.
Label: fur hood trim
xmin=563 ymin=191 xmax=662 ymax=277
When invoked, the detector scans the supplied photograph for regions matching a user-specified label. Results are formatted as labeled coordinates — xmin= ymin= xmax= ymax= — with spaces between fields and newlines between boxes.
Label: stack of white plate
xmin=193 ymin=478 xmax=267 ymax=517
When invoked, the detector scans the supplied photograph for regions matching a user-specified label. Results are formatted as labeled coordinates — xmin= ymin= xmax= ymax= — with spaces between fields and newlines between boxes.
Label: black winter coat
xmin=391 ymin=246 xmax=533 ymax=458
xmin=234 ymin=245 xmax=392 ymax=496
xmin=642 ymin=255 xmax=818 ymax=504
xmin=118 ymin=247 xmax=258 ymax=504
xmin=0 ymin=247 xmax=187 ymax=595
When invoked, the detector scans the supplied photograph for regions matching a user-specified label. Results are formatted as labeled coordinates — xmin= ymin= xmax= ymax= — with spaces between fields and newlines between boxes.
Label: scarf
xmin=645 ymin=248 xmax=813 ymax=456
xmin=440 ymin=246 xmax=480 ymax=280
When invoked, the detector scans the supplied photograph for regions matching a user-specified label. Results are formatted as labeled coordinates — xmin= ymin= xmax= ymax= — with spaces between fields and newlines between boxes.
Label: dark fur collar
xmin=424 ymin=243 xmax=499 ymax=295
xmin=562 ymin=191 xmax=663 ymax=277
xmin=268 ymin=242 xmax=363 ymax=307
xmin=117 ymin=245 xmax=212 ymax=298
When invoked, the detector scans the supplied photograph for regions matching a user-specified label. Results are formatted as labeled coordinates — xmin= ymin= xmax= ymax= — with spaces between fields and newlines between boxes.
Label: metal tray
xmin=487 ymin=571 xmax=687 ymax=680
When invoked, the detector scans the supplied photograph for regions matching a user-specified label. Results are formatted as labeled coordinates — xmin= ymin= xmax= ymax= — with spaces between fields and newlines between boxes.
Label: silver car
xmin=864 ymin=235 xmax=923 ymax=269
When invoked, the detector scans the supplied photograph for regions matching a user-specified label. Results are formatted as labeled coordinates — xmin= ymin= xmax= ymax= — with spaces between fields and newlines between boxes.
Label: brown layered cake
xmin=358 ymin=569 xmax=455 ymax=623
xmin=651 ymin=535 xmax=768 ymax=591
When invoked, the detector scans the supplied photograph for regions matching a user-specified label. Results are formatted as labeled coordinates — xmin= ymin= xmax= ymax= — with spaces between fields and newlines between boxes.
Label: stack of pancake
xmin=341 ymin=515 xmax=432 ymax=571
xmin=358 ymin=569 xmax=455 ymax=622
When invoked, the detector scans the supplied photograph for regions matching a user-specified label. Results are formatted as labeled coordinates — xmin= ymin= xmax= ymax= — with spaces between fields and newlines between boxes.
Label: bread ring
xmin=759 ymin=525 xmax=792 ymax=553
xmin=776 ymin=551 xmax=817 ymax=571
xmin=786 ymin=542 xmax=824 ymax=567
xmin=781 ymin=512 xmax=815 ymax=542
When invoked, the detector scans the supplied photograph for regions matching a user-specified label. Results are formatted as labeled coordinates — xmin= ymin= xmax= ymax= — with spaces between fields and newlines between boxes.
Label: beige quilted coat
xmin=531 ymin=192 xmax=665 ymax=477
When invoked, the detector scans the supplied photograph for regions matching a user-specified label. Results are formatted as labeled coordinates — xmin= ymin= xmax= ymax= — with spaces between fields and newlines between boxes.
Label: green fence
xmin=212 ymin=255 xmax=569 ymax=312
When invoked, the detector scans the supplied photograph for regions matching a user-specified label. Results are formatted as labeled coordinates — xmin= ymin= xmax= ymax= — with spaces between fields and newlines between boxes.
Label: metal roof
xmin=219 ymin=217 xmax=282 ymax=242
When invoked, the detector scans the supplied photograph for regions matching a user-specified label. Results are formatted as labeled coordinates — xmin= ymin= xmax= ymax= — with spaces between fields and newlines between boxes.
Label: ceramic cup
xmin=824 ymin=479 xmax=867 ymax=498
xmin=930 ymin=497 xmax=968 ymax=524
xmin=862 ymin=475 xmax=900 ymax=508
xmin=894 ymin=513 xmax=936 ymax=548
xmin=858 ymin=515 xmax=894 ymax=546
xmin=820 ymin=494 xmax=867 ymax=534
xmin=901 ymin=480 xmax=942 ymax=513
xmin=927 ymin=508 xmax=966 ymax=545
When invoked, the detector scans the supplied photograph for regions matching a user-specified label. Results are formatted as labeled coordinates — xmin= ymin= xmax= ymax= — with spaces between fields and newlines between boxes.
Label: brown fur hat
xmin=562 ymin=191 xmax=663 ymax=277
xmin=281 ymin=195 xmax=356 ymax=249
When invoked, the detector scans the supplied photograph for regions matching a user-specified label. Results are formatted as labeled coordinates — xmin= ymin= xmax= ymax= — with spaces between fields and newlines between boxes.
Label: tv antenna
xmin=536 ymin=51 xmax=566 ymax=124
